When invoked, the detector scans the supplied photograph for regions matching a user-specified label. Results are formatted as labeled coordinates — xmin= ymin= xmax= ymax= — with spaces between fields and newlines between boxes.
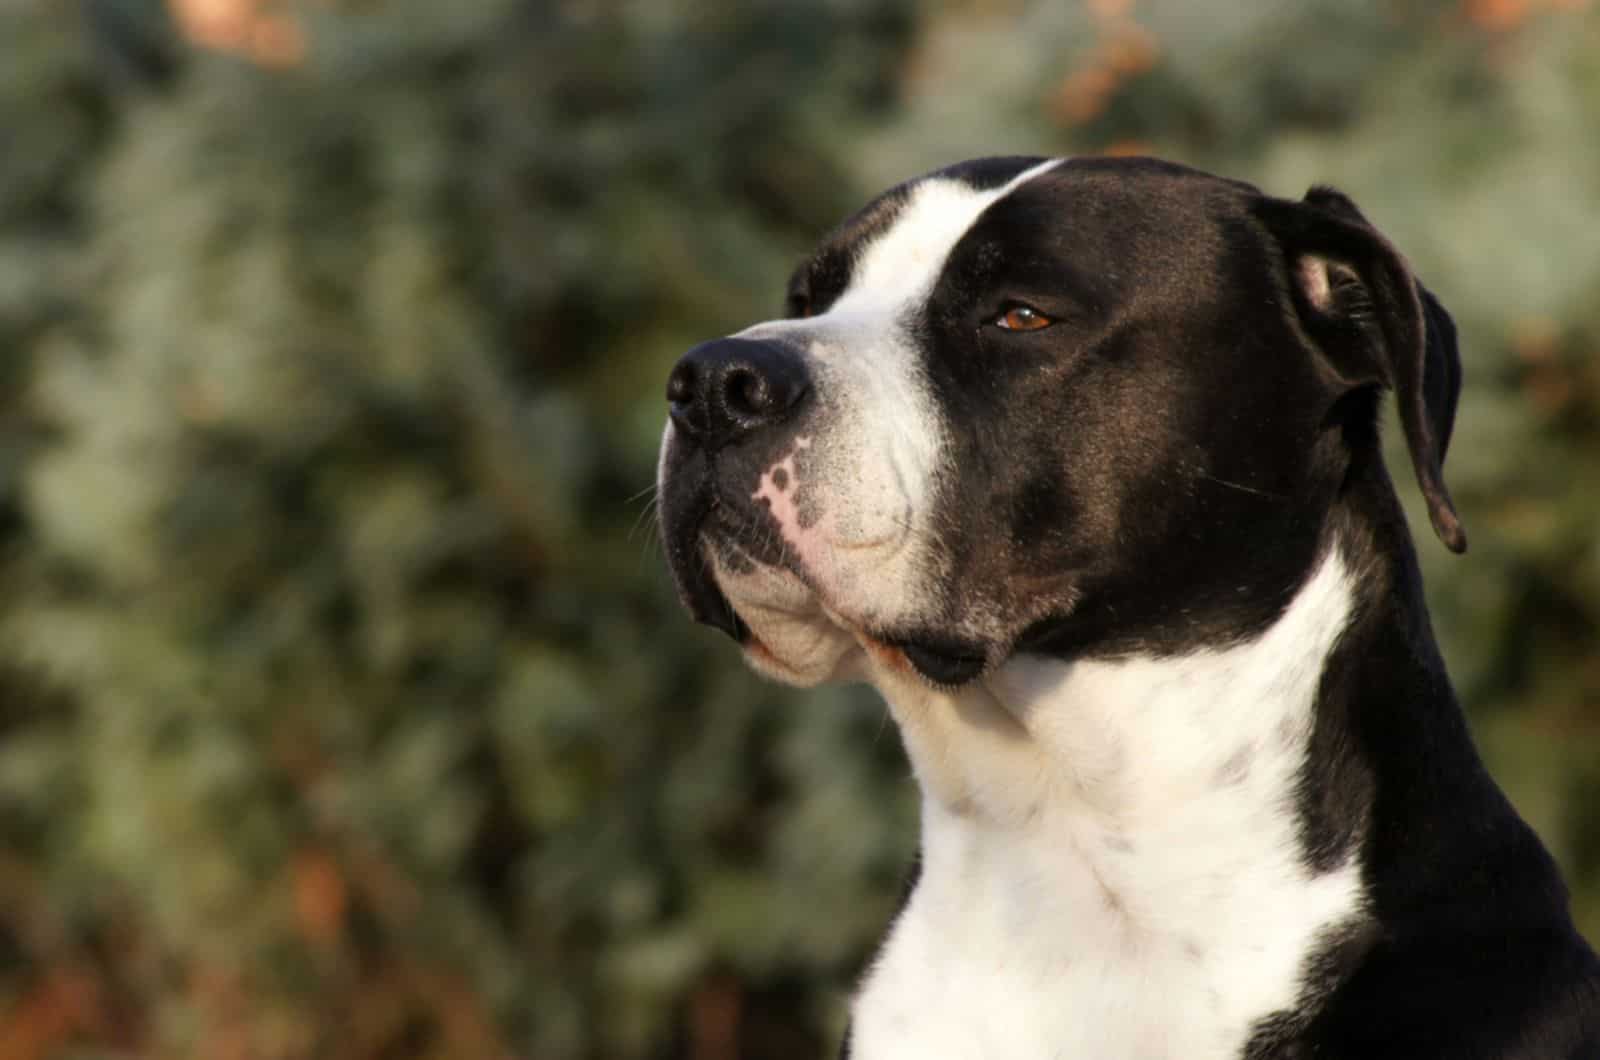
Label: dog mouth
xmin=661 ymin=463 xmax=996 ymax=687
xmin=672 ymin=516 xmax=991 ymax=687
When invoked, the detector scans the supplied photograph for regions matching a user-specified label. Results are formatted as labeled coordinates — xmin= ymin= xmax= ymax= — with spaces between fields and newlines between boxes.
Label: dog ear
xmin=1255 ymin=186 xmax=1467 ymax=554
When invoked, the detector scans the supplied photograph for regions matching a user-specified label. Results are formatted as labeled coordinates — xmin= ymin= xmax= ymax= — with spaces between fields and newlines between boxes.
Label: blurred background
xmin=0 ymin=0 xmax=1597 ymax=1057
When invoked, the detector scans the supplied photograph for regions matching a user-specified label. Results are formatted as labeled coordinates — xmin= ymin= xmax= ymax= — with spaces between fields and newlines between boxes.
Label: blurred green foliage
xmin=0 ymin=1 xmax=1596 ymax=1057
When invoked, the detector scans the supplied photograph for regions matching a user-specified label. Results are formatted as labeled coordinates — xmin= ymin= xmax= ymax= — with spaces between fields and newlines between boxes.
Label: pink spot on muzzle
xmin=752 ymin=437 xmax=829 ymax=570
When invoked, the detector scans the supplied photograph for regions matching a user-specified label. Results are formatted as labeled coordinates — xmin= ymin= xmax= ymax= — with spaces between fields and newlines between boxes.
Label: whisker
xmin=1197 ymin=472 xmax=1286 ymax=501
xmin=873 ymin=702 xmax=893 ymax=748
xmin=628 ymin=494 xmax=661 ymax=545
xmin=633 ymin=507 xmax=666 ymax=577
xmin=885 ymin=511 xmax=917 ymax=533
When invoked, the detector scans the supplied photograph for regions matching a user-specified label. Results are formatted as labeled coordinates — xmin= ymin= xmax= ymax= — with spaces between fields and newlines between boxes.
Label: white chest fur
xmin=851 ymin=552 xmax=1367 ymax=1059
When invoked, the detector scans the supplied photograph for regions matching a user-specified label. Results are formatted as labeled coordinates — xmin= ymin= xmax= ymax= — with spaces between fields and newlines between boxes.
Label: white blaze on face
xmin=726 ymin=159 xmax=1063 ymax=651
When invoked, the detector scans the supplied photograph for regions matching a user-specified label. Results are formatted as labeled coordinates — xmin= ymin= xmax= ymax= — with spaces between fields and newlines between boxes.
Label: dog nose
xmin=666 ymin=338 xmax=810 ymax=450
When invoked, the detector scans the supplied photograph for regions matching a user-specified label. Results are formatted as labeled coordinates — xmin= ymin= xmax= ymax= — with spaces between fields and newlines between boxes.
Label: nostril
xmin=724 ymin=367 xmax=771 ymax=418
xmin=666 ymin=363 xmax=695 ymax=405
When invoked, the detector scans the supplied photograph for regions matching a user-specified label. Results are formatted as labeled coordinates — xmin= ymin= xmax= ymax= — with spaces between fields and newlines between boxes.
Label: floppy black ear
xmin=1254 ymin=186 xmax=1467 ymax=554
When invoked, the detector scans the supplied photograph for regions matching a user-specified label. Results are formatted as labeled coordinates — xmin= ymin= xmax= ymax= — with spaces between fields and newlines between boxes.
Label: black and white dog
xmin=656 ymin=156 xmax=1600 ymax=1058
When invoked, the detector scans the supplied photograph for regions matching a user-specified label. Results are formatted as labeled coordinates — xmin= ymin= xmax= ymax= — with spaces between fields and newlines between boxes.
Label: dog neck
xmin=852 ymin=545 xmax=1374 ymax=1055
xmin=874 ymin=545 xmax=1357 ymax=832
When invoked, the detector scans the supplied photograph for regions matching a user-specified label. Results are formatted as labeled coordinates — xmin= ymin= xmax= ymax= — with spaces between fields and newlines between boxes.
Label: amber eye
xmin=994 ymin=304 xmax=1053 ymax=331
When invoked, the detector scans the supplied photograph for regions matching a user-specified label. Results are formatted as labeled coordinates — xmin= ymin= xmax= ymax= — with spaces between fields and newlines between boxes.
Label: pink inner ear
xmin=1298 ymin=255 xmax=1335 ymax=311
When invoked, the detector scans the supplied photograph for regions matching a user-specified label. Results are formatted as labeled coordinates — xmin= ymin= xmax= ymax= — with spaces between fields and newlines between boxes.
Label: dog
xmin=656 ymin=156 xmax=1600 ymax=1058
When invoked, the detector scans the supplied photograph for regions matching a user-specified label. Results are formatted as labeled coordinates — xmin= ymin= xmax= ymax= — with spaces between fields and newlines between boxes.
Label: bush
xmin=0 ymin=1 xmax=1595 ymax=1056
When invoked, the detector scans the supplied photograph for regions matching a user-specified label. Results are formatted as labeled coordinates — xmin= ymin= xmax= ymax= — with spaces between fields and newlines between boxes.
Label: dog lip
xmin=695 ymin=581 xmax=751 ymax=643
xmin=880 ymin=634 xmax=989 ymax=687
xmin=660 ymin=472 xmax=752 ymax=644
xmin=676 ymin=546 xmax=750 ymax=643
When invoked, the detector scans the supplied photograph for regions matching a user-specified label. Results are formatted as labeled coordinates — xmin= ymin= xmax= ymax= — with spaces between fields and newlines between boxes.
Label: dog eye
xmin=994 ymin=305 xmax=1053 ymax=331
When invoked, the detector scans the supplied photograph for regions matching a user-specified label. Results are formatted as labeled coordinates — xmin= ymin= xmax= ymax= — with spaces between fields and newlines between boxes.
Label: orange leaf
xmin=292 ymin=847 xmax=347 ymax=949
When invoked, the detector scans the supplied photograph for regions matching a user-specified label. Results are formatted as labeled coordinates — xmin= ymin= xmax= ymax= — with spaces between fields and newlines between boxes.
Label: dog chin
xmin=711 ymin=559 xmax=865 ymax=687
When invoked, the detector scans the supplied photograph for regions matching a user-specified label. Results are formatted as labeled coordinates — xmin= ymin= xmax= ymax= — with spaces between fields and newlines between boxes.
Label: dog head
xmin=657 ymin=156 xmax=1462 ymax=689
